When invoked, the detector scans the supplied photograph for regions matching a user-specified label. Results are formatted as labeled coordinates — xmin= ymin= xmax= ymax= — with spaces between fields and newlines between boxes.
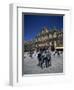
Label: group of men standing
xmin=37 ymin=48 xmax=51 ymax=69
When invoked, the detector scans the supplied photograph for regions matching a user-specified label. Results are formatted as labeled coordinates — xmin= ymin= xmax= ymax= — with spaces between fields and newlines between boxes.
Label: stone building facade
xmin=34 ymin=27 xmax=63 ymax=49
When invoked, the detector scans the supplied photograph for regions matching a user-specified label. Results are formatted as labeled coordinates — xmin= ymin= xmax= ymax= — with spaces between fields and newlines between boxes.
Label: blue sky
xmin=23 ymin=14 xmax=63 ymax=41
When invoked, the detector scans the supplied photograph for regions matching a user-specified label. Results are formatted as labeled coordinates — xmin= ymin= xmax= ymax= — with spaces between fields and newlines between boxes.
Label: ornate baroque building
xmin=34 ymin=27 xmax=63 ymax=49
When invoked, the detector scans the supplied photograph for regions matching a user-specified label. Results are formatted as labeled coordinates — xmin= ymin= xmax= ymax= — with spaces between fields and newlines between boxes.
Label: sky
xmin=23 ymin=14 xmax=63 ymax=41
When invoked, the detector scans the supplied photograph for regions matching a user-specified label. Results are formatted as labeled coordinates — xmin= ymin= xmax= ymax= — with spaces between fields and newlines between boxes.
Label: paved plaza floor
xmin=23 ymin=52 xmax=63 ymax=74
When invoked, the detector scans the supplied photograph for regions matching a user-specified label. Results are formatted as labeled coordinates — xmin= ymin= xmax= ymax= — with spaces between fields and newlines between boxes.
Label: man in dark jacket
xmin=37 ymin=51 xmax=42 ymax=66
